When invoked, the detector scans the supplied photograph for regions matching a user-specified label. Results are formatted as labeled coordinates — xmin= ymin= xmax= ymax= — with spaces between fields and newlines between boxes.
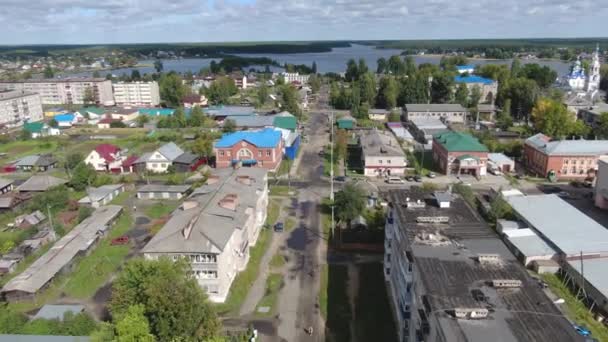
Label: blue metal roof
xmin=138 ymin=108 xmax=175 ymax=116
xmin=454 ymin=75 xmax=495 ymax=85
xmin=215 ymin=128 xmax=281 ymax=148
xmin=53 ymin=113 xmax=75 ymax=122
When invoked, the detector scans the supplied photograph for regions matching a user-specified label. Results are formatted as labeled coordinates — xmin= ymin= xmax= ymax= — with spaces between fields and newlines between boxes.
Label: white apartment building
xmin=281 ymin=72 xmax=310 ymax=84
xmin=0 ymin=90 xmax=43 ymax=128
xmin=0 ymin=78 xmax=114 ymax=106
xmin=142 ymin=168 xmax=268 ymax=302
xmin=112 ymin=81 xmax=160 ymax=106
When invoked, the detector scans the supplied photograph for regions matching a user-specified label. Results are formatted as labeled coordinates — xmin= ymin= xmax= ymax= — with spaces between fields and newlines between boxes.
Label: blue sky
xmin=0 ymin=0 xmax=606 ymax=44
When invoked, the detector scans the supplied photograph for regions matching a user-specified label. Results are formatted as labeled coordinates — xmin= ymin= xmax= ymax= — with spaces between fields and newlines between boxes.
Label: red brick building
xmin=524 ymin=133 xmax=608 ymax=180
xmin=432 ymin=131 xmax=489 ymax=176
xmin=214 ymin=128 xmax=284 ymax=170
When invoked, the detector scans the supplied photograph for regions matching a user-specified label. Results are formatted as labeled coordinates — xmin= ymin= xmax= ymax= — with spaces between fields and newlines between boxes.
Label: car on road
xmin=334 ymin=176 xmax=347 ymax=182
xmin=414 ymin=175 xmax=422 ymax=182
xmin=274 ymin=222 xmax=284 ymax=232
xmin=573 ymin=325 xmax=591 ymax=337
xmin=318 ymin=150 xmax=325 ymax=156
xmin=405 ymin=175 xmax=414 ymax=182
xmin=386 ymin=177 xmax=405 ymax=184
xmin=428 ymin=172 xmax=436 ymax=178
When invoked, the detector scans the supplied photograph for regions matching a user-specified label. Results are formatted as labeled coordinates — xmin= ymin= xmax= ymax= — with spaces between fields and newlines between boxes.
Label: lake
xmin=68 ymin=44 xmax=572 ymax=77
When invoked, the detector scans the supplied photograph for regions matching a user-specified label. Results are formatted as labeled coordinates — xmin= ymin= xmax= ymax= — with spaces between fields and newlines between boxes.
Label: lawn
xmin=354 ymin=263 xmax=398 ymax=342
xmin=266 ymin=199 xmax=281 ymax=226
xmin=276 ymin=159 xmax=292 ymax=177
xmin=0 ymin=139 xmax=59 ymax=159
xmin=320 ymin=197 xmax=333 ymax=239
xmin=323 ymin=145 xmax=340 ymax=177
xmin=62 ymin=212 xmax=133 ymax=298
xmin=269 ymin=252 xmax=286 ymax=269
xmin=110 ymin=191 xmax=132 ymax=206
xmin=542 ymin=274 xmax=608 ymax=341
xmin=254 ymin=273 xmax=284 ymax=317
xmin=324 ymin=264 xmax=351 ymax=342
xmin=284 ymin=217 xmax=296 ymax=232
xmin=319 ymin=264 xmax=329 ymax=319
xmin=269 ymin=185 xmax=293 ymax=197
xmin=144 ymin=201 xmax=179 ymax=219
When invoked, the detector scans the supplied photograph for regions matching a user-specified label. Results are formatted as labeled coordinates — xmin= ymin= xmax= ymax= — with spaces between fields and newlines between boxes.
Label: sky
xmin=0 ymin=0 xmax=607 ymax=45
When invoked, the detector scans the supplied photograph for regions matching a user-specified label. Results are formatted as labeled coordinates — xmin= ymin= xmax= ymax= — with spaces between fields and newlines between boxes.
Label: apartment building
xmin=524 ymin=133 xmax=608 ymax=180
xmin=384 ymin=188 xmax=581 ymax=342
xmin=112 ymin=81 xmax=160 ymax=106
xmin=404 ymin=104 xmax=468 ymax=124
xmin=359 ymin=129 xmax=406 ymax=177
xmin=0 ymin=78 xmax=114 ymax=105
xmin=142 ymin=168 xmax=268 ymax=302
xmin=0 ymin=90 xmax=43 ymax=128
xmin=281 ymin=72 xmax=310 ymax=84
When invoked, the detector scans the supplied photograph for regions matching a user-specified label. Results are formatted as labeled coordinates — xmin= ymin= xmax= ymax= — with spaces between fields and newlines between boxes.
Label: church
xmin=563 ymin=44 xmax=602 ymax=113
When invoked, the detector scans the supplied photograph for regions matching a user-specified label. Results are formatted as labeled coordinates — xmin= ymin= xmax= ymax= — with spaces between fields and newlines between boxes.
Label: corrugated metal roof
xmin=53 ymin=114 xmax=75 ymax=122
xmin=17 ymin=175 xmax=67 ymax=192
xmin=507 ymin=194 xmax=608 ymax=255
xmin=526 ymin=133 xmax=608 ymax=156
xmin=454 ymin=75 xmax=496 ymax=85
xmin=406 ymin=104 xmax=467 ymax=112
xmin=507 ymin=233 xmax=557 ymax=258
xmin=566 ymin=258 xmax=608 ymax=302
xmin=137 ymin=185 xmax=190 ymax=193
xmin=215 ymin=128 xmax=281 ymax=148
xmin=0 ymin=335 xmax=89 ymax=342
xmin=157 ymin=142 xmax=185 ymax=161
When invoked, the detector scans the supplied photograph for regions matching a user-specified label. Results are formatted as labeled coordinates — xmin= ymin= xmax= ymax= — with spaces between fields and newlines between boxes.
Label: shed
xmin=488 ymin=153 xmax=515 ymax=173
xmin=504 ymin=229 xmax=557 ymax=266
xmin=78 ymin=184 xmax=125 ymax=208
xmin=337 ymin=116 xmax=356 ymax=130
xmin=136 ymin=185 xmax=191 ymax=200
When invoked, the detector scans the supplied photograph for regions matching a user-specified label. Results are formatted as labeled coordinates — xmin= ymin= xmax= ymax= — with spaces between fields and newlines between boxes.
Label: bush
xmin=77 ymin=206 xmax=93 ymax=223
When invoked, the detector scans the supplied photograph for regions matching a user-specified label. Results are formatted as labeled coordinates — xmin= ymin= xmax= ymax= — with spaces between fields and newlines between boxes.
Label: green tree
xmin=44 ymin=65 xmax=54 ymax=78
xmin=510 ymin=58 xmax=521 ymax=77
xmin=173 ymin=107 xmax=187 ymax=128
xmin=334 ymin=183 xmax=366 ymax=224
xmin=131 ymin=69 xmax=141 ymax=81
xmin=312 ymin=61 xmax=318 ymax=74
xmin=191 ymin=132 xmax=214 ymax=158
xmin=280 ymin=85 xmax=301 ymax=117
xmin=0 ymin=306 xmax=27 ymax=333
xmin=388 ymin=111 xmax=401 ymax=122
xmin=404 ymin=56 xmax=417 ymax=76
xmin=518 ymin=64 xmax=558 ymax=89
xmin=154 ymin=59 xmax=163 ymax=73
xmin=531 ymin=98 xmax=579 ymax=138
xmin=377 ymin=77 xmax=398 ymax=110
xmin=593 ymin=112 xmax=608 ymax=139
xmin=387 ymin=55 xmax=404 ymax=75
xmin=468 ymin=85 xmax=482 ymax=107
xmin=136 ymin=115 xmax=150 ymax=128
xmin=65 ymin=152 xmax=84 ymax=171
xmin=70 ymin=162 xmax=97 ymax=191
xmin=454 ymin=83 xmax=469 ymax=107
xmin=83 ymin=86 xmax=95 ymax=105
xmin=440 ymin=55 xmax=468 ymax=71
xmin=256 ymin=83 xmax=269 ymax=107
xmin=48 ymin=119 xmax=58 ymax=128
xmin=308 ymin=74 xmax=321 ymax=94
xmin=109 ymin=258 xmax=221 ymax=341
xmin=376 ymin=57 xmax=387 ymax=74
xmin=206 ymin=77 xmax=238 ymax=104
xmin=497 ymin=99 xmax=513 ymax=130
xmin=430 ymin=73 xmax=454 ymax=103
xmin=359 ymin=72 xmax=377 ymax=106
xmin=188 ymin=106 xmax=205 ymax=127
xmin=489 ymin=196 xmax=513 ymax=221
xmin=19 ymin=129 xmax=32 ymax=141
xmin=110 ymin=121 xmax=127 ymax=128
xmin=357 ymin=59 xmax=369 ymax=77
xmin=500 ymin=77 xmax=540 ymax=121
xmin=345 ymin=59 xmax=359 ymax=81
xmin=115 ymin=305 xmax=155 ymax=342
xmin=92 ymin=70 xmax=101 ymax=78
xmin=223 ymin=119 xmax=236 ymax=133
xmin=159 ymin=72 xmax=188 ymax=107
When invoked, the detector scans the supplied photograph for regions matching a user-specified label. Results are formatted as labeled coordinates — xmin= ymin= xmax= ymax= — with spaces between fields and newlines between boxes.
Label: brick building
xmin=524 ymin=133 xmax=608 ymax=180
xmin=432 ymin=131 xmax=489 ymax=176
xmin=214 ymin=128 xmax=283 ymax=170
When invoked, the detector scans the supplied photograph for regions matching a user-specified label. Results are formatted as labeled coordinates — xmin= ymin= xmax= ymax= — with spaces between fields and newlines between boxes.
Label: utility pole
xmin=330 ymin=112 xmax=335 ymax=238
xmin=47 ymin=204 xmax=54 ymax=233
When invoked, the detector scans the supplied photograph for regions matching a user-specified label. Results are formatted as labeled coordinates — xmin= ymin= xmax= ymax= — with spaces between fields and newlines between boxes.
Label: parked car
xmin=274 ymin=222 xmax=284 ymax=232
xmin=405 ymin=175 xmax=414 ymax=182
xmin=428 ymin=172 xmax=436 ymax=178
xmin=334 ymin=176 xmax=347 ymax=182
xmin=414 ymin=175 xmax=422 ymax=182
xmin=573 ymin=325 xmax=591 ymax=337
xmin=386 ymin=177 xmax=405 ymax=184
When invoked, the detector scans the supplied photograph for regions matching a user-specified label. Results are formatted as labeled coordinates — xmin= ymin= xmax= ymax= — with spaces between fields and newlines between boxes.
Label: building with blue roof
xmin=215 ymin=128 xmax=284 ymax=170
xmin=138 ymin=108 xmax=175 ymax=116
xmin=454 ymin=75 xmax=498 ymax=105
xmin=53 ymin=113 xmax=81 ymax=128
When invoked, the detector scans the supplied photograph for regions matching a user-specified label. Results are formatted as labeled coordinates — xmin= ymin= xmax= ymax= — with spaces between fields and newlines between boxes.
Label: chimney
xmin=218 ymin=194 xmax=239 ymax=211
xmin=236 ymin=175 xmax=252 ymax=185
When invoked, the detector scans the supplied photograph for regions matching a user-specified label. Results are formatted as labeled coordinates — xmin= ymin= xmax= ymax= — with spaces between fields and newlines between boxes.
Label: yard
xmin=143 ymin=201 xmax=179 ymax=219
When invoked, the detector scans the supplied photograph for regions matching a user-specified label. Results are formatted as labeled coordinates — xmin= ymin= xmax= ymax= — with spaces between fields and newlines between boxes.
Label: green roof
xmin=433 ymin=131 xmax=488 ymax=152
xmin=82 ymin=107 xmax=105 ymax=115
xmin=23 ymin=122 xmax=44 ymax=133
xmin=273 ymin=113 xmax=297 ymax=131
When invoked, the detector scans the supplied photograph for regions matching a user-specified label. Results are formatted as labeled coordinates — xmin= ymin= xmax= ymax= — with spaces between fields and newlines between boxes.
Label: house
xmin=23 ymin=122 xmax=60 ymax=138
xmin=1 ymin=205 xmax=122 ymax=301
xmin=21 ymin=229 xmax=56 ymax=252
xmin=182 ymin=94 xmax=208 ymax=108
xmin=368 ymin=108 xmax=390 ymax=121
xmin=477 ymin=104 xmax=498 ymax=120
xmin=0 ymin=193 xmax=32 ymax=213
xmin=34 ymin=304 xmax=85 ymax=321
xmin=359 ymin=129 xmax=406 ymax=177
xmin=107 ymin=107 xmax=139 ymax=122
xmin=78 ymin=184 xmax=124 ymax=208
xmin=404 ymin=103 xmax=468 ymax=124
xmin=14 ymin=210 xmax=46 ymax=229
xmin=454 ymin=75 xmax=498 ymax=104
xmin=134 ymin=142 xmax=186 ymax=173
xmin=488 ymin=153 xmax=515 ymax=173
xmin=214 ymin=128 xmax=284 ymax=170
xmin=172 ymin=152 xmax=201 ymax=173
xmin=17 ymin=175 xmax=67 ymax=193
xmin=578 ymin=103 xmax=608 ymax=127
xmin=136 ymin=184 xmax=191 ymax=200
xmin=142 ymin=168 xmax=268 ymax=302
xmin=524 ymin=133 xmax=608 ymax=180
xmin=337 ymin=116 xmax=356 ymax=130
xmin=53 ymin=113 xmax=80 ymax=128
xmin=85 ymin=144 xmax=134 ymax=173
xmin=13 ymin=154 xmax=57 ymax=172
xmin=0 ymin=178 xmax=13 ymax=194
xmin=79 ymin=106 xmax=106 ymax=119
xmin=432 ymin=131 xmax=489 ymax=176
xmin=229 ymin=74 xmax=248 ymax=89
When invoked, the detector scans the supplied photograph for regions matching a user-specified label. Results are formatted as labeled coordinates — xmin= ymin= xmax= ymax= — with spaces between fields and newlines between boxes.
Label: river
xmin=67 ymin=44 xmax=572 ymax=77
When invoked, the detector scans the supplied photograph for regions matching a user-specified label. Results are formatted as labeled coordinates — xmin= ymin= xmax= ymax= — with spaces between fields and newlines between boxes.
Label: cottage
xmin=368 ymin=108 xmax=390 ymax=121
xmin=13 ymin=154 xmax=57 ymax=172
xmin=136 ymin=184 xmax=191 ymax=200
xmin=78 ymin=184 xmax=125 ymax=208
xmin=134 ymin=142 xmax=190 ymax=173
xmin=23 ymin=122 xmax=60 ymax=138
xmin=182 ymin=94 xmax=208 ymax=108
xmin=53 ymin=113 xmax=81 ymax=128
xmin=432 ymin=131 xmax=489 ymax=176
xmin=85 ymin=144 xmax=134 ymax=173
xmin=214 ymin=128 xmax=284 ymax=170
xmin=17 ymin=175 xmax=67 ymax=193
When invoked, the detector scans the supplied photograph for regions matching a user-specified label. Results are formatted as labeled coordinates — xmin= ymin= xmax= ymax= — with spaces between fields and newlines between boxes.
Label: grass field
xmin=320 ymin=264 xmax=329 ymax=319
xmin=255 ymin=273 xmax=283 ymax=317
xmin=284 ymin=217 xmax=296 ymax=232
xmin=542 ymin=274 xmax=608 ymax=341
xmin=144 ymin=201 xmax=179 ymax=219
xmin=0 ymin=140 xmax=59 ymax=160
xmin=269 ymin=252 xmax=286 ymax=269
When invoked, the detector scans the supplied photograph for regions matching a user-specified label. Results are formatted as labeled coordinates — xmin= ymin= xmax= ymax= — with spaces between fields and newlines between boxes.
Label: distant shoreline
xmin=402 ymin=53 xmax=568 ymax=63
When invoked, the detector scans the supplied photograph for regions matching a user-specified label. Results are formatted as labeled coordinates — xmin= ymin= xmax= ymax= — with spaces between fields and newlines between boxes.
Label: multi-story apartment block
xmin=112 ymin=81 xmax=160 ymax=106
xmin=0 ymin=90 xmax=43 ymax=128
xmin=384 ymin=188 xmax=582 ymax=342
xmin=281 ymin=72 xmax=310 ymax=84
xmin=142 ymin=168 xmax=268 ymax=302
xmin=524 ymin=133 xmax=608 ymax=180
xmin=0 ymin=78 xmax=114 ymax=106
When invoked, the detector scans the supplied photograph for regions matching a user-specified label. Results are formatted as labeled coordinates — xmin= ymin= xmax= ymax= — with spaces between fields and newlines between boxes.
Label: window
xmin=379 ymin=160 xmax=383 ymax=164
xmin=219 ymin=151 xmax=225 ymax=156
xmin=387 ymin=254 xmax=391 ymax=262
xmin=161 ymin=163 xmax=166 ymax=168
xmin=387 ymin=159 xmax=391 ymax=164
xmin=386 ymin=268 xmax=391 ymax=275
xmin=564 ymin=160 xmax=569 ymax=165
xmin=258 ymin=151 xmax=262 ymax=157
xmin=227 ymin=151 xmax=231 ymax=157
xmin=152 ymin=163 xmax=158 ymax=168
xmin=266 ymin=150 xmax=271 ymax=156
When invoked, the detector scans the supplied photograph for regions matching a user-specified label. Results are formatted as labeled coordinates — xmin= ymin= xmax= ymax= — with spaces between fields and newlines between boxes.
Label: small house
xmin=134 ymin=142 xmax=188 ymax=173
xmin=136 ymin=184 xmax=191 ymax=200
xmin=369 ymin=109 xmax=389 ymax=121
xmin=488 ymin=153 xmax=515 ymax=173
xmin=23 ymin=122 xmax=59 ymax=138
xmin=13 ymin=154 xmax=57 ymax=172
xmin=337 ymin=116 xmax=356 ymax=130
xmin=14 ymin=210 xmax=46 ymax=229
xmin=53 ymin=113 xmax=80 ymax=128
xmin=0 ymin=193 xmax=32 ymax=213
xmin=17 ymin=175 xmax=67 ymax=193
xmin=172 ymin=152 xmax=200 ymax=172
